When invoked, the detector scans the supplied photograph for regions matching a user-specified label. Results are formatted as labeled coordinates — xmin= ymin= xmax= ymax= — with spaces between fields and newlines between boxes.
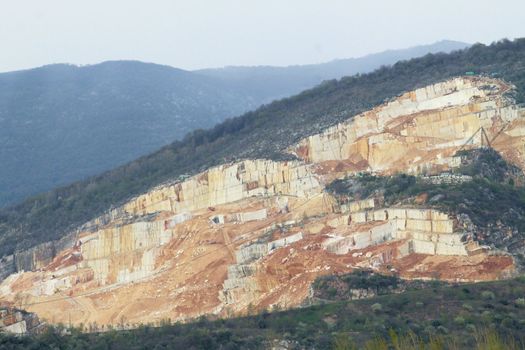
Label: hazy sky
xmin=1 ymin=0 xmax=524 ymax=72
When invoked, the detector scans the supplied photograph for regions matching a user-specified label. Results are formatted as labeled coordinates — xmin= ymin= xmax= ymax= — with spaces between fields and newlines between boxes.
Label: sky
xmin=1 ymin=0 xmax=524 ymax=73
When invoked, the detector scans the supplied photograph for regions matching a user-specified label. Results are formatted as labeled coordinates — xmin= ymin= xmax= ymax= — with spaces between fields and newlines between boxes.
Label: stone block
xmin=405 ymin=219 xmax=432 ymax=232
xmin=411 ymin=240 xmax=436 ymax=255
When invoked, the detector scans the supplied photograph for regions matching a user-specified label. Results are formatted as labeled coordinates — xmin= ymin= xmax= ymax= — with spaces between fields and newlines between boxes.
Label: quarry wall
xmin=78 ymin=220 xmax=169 ymax=284
xmin=0 ymin=158 xmax=323 ymax=284
xmin=123 ymin=159 xmax=322 ymax=217
xmin=0 ymin=231 xmax=78 ymax=281
xmin=341 ymin=199 xmax=473 ymax=256
xmin=0 ymin=308 xmax=41 ymax=335
xmin=291 ymin=77 xmax=523 ymax=176
xmin=223 ymin=232 xmax=305 ymax=305
xmin=0 ymin=76 xmax=520 ymax=327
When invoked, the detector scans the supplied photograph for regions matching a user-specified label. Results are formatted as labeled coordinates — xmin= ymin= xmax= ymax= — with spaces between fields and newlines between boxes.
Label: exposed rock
xmin=291 ymin=77 xmax=525 ymax=177
xmin=0 ymin=76 xmax=522 ymax=327
xmin=0 ymin=256 xmax=15 ymax=282
xmin=122 ymin=159 xmax=322 ymax=217
xmin=0 ymin=307 xmax=42 ymax=335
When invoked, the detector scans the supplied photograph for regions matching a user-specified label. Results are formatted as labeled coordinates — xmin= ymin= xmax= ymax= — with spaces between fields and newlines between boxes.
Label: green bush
xmin=463 ymin=303 xmax=474 ymax=311
xmin=371 ymin=303 xmax=383 ymax=313
xmin=466 ymin=324 xmax=477 ymax=333
xmin=482 ymin=291 xmax=496 ymax=300
xmin=454 ymin=316 xmax=465 ymax=326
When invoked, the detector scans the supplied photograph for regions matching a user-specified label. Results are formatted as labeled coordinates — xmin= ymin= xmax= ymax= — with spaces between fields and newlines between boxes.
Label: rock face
xmin=122 ymin=159 xmax=321 ymax=217
xmin=326 ymin=201 xmax=476 ymax=257
xmin=291 ymin=77 xmax=525 ymax=177
xmin=0 ymin=307 xmax=41 ymax=335
xmin=0 ymin=232 xmax=78 ymax=282
xmin=0 ymin=76 xmax=522 ymax=328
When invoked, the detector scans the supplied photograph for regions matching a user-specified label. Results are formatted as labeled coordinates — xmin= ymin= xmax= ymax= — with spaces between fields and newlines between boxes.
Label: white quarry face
xmin=0 ymin=76 xmax=522 ymax=327
xmin=291 ymin=76 xmax=524 ymax=176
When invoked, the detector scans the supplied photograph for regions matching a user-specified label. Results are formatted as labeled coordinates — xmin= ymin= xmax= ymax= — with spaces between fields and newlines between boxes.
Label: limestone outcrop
xmin=0 ymin=76 xmax=522 ymax=328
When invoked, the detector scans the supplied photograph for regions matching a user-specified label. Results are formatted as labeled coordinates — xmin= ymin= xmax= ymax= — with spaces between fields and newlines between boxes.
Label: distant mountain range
xmin=196 ymin=40 xmax=470 ymax=102
xmin=0 ymin=40 xmax=469 ymax=207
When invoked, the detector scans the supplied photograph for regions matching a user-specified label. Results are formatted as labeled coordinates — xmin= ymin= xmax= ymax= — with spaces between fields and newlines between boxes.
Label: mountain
xmin=0 ymin=39 xmax=524 ymax=329
xmin=0 ymin=40 xmax=469 ymax=207
xmin=0 ymin=61 xmax=261 ymax=207
xmin=196 ymin=40 xmax=470 ymax=102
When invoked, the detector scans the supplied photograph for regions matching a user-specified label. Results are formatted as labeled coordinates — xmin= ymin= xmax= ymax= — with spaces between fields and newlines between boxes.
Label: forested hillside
xmin=0 ymin=61 xmax=257 ymax=207
xmin=196 ymin=40 xmax=469 ymax=104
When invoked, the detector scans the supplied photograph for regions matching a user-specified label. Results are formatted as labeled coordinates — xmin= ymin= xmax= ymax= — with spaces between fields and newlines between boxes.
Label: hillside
xmin=0 ymin=57 xmax=524 ymax=328
xmin=0 ymin=61 xmax=258 ymax=207
xmin=0 ymin=39 xmax=523 ymax=262
xmin=0 ymin=41 xmax=466 ymax=208
xmin=197 ymin=40 xmax=469 ymax=101
xmin=1 ymin=276 xmax=525 ymax=349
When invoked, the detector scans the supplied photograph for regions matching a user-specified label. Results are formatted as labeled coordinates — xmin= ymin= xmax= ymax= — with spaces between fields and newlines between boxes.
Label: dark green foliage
xmin=328 ymin=173 xmax=417 ymax=202
xmin=313 ymin=270 xmax=401 ymax=300
xmin=1 ymin=277 xmax=525 ymax=348
xmin=455 ymin=148 xmax=524 ymax=183
xmin=1 ymin=39 xmax=525 ymax=260
xmin=311 ymin=270 xmax=445 ymax=302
